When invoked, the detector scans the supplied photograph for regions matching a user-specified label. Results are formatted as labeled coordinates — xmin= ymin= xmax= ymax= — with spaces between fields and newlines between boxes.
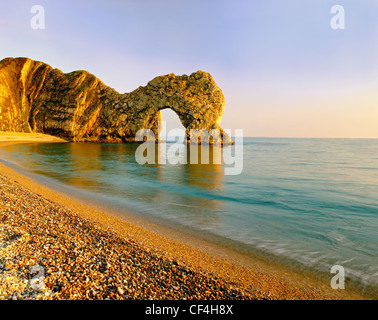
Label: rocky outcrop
xmin=0 ymin=57 xmax=232 ymax=144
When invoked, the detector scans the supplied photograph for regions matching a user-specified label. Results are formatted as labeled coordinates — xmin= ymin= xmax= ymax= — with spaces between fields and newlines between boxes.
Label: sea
xmin=1 ymin=137 xmax=377 ymax=294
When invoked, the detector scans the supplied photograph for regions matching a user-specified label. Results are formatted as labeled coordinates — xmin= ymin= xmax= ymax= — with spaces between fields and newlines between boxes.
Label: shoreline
xmin=0 ymin=132 xmax=67 ymax=143
xmin=0 ymin=134 xmax=372 ymax=299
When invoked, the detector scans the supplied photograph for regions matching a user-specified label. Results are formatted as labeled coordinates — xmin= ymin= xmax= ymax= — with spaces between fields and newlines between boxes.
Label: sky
xmin=1 ymin=0 xmax=378 ymax=138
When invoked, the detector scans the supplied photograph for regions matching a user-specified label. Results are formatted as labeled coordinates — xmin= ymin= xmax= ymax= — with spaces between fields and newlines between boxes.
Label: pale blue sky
xmin=1 ymin=0 xmax=378 ymax=137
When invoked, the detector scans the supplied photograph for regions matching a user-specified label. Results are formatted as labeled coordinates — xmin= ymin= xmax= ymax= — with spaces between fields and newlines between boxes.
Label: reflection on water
xmin=2 ymin=142 xmax=225 ymax=225
xmin=2 ymin=138 xmax=378 ymax=292
xmin=160 ymin=144 xmax=225 ymax=217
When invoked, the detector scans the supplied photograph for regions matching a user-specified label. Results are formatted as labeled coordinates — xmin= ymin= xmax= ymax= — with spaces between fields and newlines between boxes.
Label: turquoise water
xmin=1 ymin=138 xmax=377 ymax=292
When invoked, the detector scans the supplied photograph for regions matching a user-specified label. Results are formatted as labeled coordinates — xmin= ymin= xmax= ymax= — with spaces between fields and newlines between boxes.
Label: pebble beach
xmin=0 ymin=172 xmax=253 ymax=300
xmin=0 ymin=135 xmax=370 ymax=300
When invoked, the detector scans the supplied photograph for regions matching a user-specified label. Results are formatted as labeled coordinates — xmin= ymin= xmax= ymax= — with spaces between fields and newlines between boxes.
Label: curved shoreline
xmin=0 ymin=135 xmax=372 ymax=299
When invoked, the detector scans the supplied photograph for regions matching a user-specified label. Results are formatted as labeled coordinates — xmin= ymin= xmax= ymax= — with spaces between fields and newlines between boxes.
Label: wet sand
xmin=0 ymin=133 xmax=370 ymax=299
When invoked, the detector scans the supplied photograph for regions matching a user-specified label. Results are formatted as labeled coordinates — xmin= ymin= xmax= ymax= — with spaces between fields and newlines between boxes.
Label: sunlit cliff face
xmin=0 ymin=57 xmax=232 ymax=144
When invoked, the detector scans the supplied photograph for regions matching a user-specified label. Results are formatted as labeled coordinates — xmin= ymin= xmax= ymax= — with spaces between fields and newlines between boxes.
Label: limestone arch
xmin=0 ymin=58 xmax=233 ymax=144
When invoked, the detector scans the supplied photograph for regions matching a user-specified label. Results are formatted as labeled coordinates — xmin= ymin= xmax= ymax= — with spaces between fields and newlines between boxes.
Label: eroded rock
xmin=0 ymin=57 xmax=232 ymax=144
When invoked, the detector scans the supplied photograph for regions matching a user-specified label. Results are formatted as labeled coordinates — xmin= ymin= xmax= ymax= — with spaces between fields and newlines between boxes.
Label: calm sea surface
xmin=1 ymin=138 xmax=377 ymax=292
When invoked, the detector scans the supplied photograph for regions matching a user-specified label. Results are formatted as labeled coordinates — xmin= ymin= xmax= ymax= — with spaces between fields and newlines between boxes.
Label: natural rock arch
xmin=0 ymin=57 xmax=233 ymax=144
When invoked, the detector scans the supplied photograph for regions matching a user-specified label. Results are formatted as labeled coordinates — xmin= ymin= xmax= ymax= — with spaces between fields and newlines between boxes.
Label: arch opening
xmin=159 ymin=108 xmax=186 ymax=142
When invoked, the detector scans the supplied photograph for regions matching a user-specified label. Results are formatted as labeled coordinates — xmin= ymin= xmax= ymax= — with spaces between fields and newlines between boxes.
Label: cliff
xmin=0 ymin=57 xmax=232 ymax=144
